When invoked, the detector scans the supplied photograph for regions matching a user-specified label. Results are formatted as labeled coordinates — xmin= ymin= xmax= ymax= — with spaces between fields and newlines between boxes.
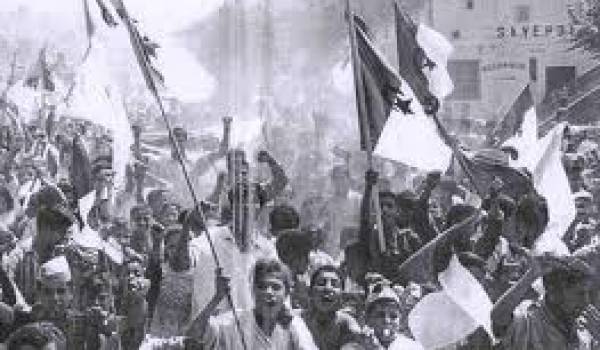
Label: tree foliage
xmin=571 ymin=1 xmax=600 ymax=58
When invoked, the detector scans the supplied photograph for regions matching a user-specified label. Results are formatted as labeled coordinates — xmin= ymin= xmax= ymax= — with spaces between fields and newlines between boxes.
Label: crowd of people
xmin=0 ymin=99 xmax=600 ymax=350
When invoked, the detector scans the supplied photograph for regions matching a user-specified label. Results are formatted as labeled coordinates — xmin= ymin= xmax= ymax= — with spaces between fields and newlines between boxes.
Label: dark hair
xmin=275 ymin=231 xmax=312 ymax=265
xmin=269 ymin=205 xmax=300 ymax=233
xmin=543 ymin=260 xmax=593 ymax=291
xmin=515 ymin=193 xmax=549 ymax=248
xmin=8 ymin=322 xmax=66 ymax=350
xmin=253 ymin=258 xmax=293 ymax=294
xmin=252 ymin=258 xmax=294 ymax=327
xmin=0 ymin=186 xmax=14 ymax=213
xmin=309 ymin=264 xmax=343 ymax=290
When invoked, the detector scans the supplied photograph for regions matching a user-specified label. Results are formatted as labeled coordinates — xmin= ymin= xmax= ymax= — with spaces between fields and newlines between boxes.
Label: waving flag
xmin=409 ymin=255 xmax=494 ymax=348
xmin=530 ymin=122 xmax=574 ymax=255
xmin=24 ymin=47 xmax=55 ymax=92
xmin=109 ymin=0 xmax=164 ymax=97
xmin=351 ymin=15 xmax=409 ymax=151
xmin=416 ymin=23 xmax=454 ymax=100
xmin=65 ymin=38 xmax=132 ymax=190
xmin=488 ymin=85 xmax=537 ymax=150
xmin=374 ymin=3 xmax=453 ymax=172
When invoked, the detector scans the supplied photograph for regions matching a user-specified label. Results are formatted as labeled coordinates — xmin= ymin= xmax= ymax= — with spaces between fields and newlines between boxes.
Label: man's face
xmin=161 ymin=205 xmax=179 ymax=226
xmin=367 ymin=301 xmax=401 ymax=347
xmin=92 ymin=288 xmax=113 ymax=313
xmin=380 ymin=196 xmax=397 ymax=218
xmin=429 ymin=199 xmax=444 ymax=222
xmin=33 ymin=130 xmax=47 ymax=145
xmin=149 ymin=192 xmax=167 ymax=216
xmin=19 ymin=167 xmax=35 ymax=184
xmin=39 ymin=279 xmax=72 ymax=320
xmin=127 ymin=262 xmax=144 ymax=280
xmin=253 ymin=273 xmax=287 ymax=318
xmin=164 ymin=231 xmax=184 ymax=266
xmin=310 ymin=270 xmax=342 ymax=313
xmin=96 ymin=169 xmax=115 ymax=188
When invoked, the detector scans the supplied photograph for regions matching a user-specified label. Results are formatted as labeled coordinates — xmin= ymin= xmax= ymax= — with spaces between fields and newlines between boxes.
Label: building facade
xmin=429 ymin=0 xmax=596 ymax=142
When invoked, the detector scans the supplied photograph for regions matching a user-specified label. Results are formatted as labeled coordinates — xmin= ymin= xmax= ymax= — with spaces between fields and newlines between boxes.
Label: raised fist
xmin=257 ymin=150 xmax=272 ymax=163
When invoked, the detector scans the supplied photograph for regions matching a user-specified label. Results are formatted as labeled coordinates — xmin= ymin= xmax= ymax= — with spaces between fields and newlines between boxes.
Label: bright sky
xmin=1 ymin=0 xmax=225 ymax=103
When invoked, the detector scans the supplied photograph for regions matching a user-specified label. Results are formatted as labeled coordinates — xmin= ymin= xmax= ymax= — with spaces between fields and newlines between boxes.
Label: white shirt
xmin=190 ymin=225 xmax=277 ymax=323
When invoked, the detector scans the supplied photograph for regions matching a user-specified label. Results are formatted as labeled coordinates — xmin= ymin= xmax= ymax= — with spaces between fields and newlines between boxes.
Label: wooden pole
xmin=346 ymin=0 xmax=386 ymax=254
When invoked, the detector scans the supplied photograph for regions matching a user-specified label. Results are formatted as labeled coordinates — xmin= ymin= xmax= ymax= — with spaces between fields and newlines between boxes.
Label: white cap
xmin=40 ymin=256 xmax=71 ymax=284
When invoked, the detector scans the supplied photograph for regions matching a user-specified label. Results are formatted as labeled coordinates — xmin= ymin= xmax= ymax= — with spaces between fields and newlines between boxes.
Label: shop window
xmin=515 ymin=5 xmax=530 ymax=23
xmin=448 ymin=60 xmax=481 ymax=101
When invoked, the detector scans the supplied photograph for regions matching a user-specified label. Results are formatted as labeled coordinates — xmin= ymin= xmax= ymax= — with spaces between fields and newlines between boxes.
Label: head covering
xmin=40 ymin=256 xmax=72 ymax=285
xmin=574 ymin=190 xmax=593 ymax=202
xmin=366 ymin=283 xmax=400 ymax=312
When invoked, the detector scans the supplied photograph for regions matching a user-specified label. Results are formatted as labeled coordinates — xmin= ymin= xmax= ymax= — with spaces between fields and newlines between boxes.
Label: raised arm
xmin=256 ymin=150 xmax=288 ymax=205
xmin=359 ymin=170 xmax=378 ymax=256
xmin=413 ymin=171 xmax=442 ymax=243
xmin=191 ymin=116 xmax=232 ymax=177
xmin=185 ymin=268 xmax=230 ymax=339
xmin=491 ymin=252 xmax=562 ymax=337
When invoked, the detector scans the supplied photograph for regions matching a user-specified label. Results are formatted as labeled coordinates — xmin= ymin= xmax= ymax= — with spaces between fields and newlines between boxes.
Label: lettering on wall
xmin=481 ymin=62 xmax=527 ymax=72
xmin=496 ymin=24 xmax=576 ymax=39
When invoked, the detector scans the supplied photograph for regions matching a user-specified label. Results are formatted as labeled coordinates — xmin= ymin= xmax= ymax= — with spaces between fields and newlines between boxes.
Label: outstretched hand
xmin=257 ymin=150 xmax=272 ymax=163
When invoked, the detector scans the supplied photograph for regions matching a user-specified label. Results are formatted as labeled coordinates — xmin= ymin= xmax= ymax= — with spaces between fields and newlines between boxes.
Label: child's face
xmin=367 ymin=301 xmax=401 ymax=346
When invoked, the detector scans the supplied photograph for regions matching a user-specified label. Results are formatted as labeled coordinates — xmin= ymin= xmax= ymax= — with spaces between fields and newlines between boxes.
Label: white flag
xmin=64 ymin=39 xmax=133 ymax=190
xmin=531 ymin=122 xmax=574 ymax=255
xmin=416 ymin=24 xmax=454 ymax=99
xmin=409 ymin=255 xmax=494 ymax=348
xmin=374 ymin=79 xmax=452 ymax=172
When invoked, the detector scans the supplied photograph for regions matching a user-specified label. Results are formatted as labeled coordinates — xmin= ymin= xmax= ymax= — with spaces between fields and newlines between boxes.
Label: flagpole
xmin=391 ymin=0 xmax=483 ymax=197
xmin=346 ymin=0 xmax=386 ymax=254
xmin=112 ymin=2 xmax=248 ymax=349
xmin=430 ymin=112 xmax=484 ymax=197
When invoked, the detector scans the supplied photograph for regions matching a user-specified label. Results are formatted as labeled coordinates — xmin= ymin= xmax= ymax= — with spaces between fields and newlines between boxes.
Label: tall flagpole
xmin=392 ymin=0 xmax=483 ymax=197
xmin=111 ymin=1 xmax=248 ymax=348
xmin=346 ymin=0 xmax=386 ymax=254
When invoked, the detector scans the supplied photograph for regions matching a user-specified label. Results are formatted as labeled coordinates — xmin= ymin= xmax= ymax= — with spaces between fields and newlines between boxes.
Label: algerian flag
xmin=530 ymin=122 xmax=574 ymax=255
xmin=409 ymin=255 xmax=494 ymax=348
xmin=416 ymin=23 xmax=454 ymax=99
